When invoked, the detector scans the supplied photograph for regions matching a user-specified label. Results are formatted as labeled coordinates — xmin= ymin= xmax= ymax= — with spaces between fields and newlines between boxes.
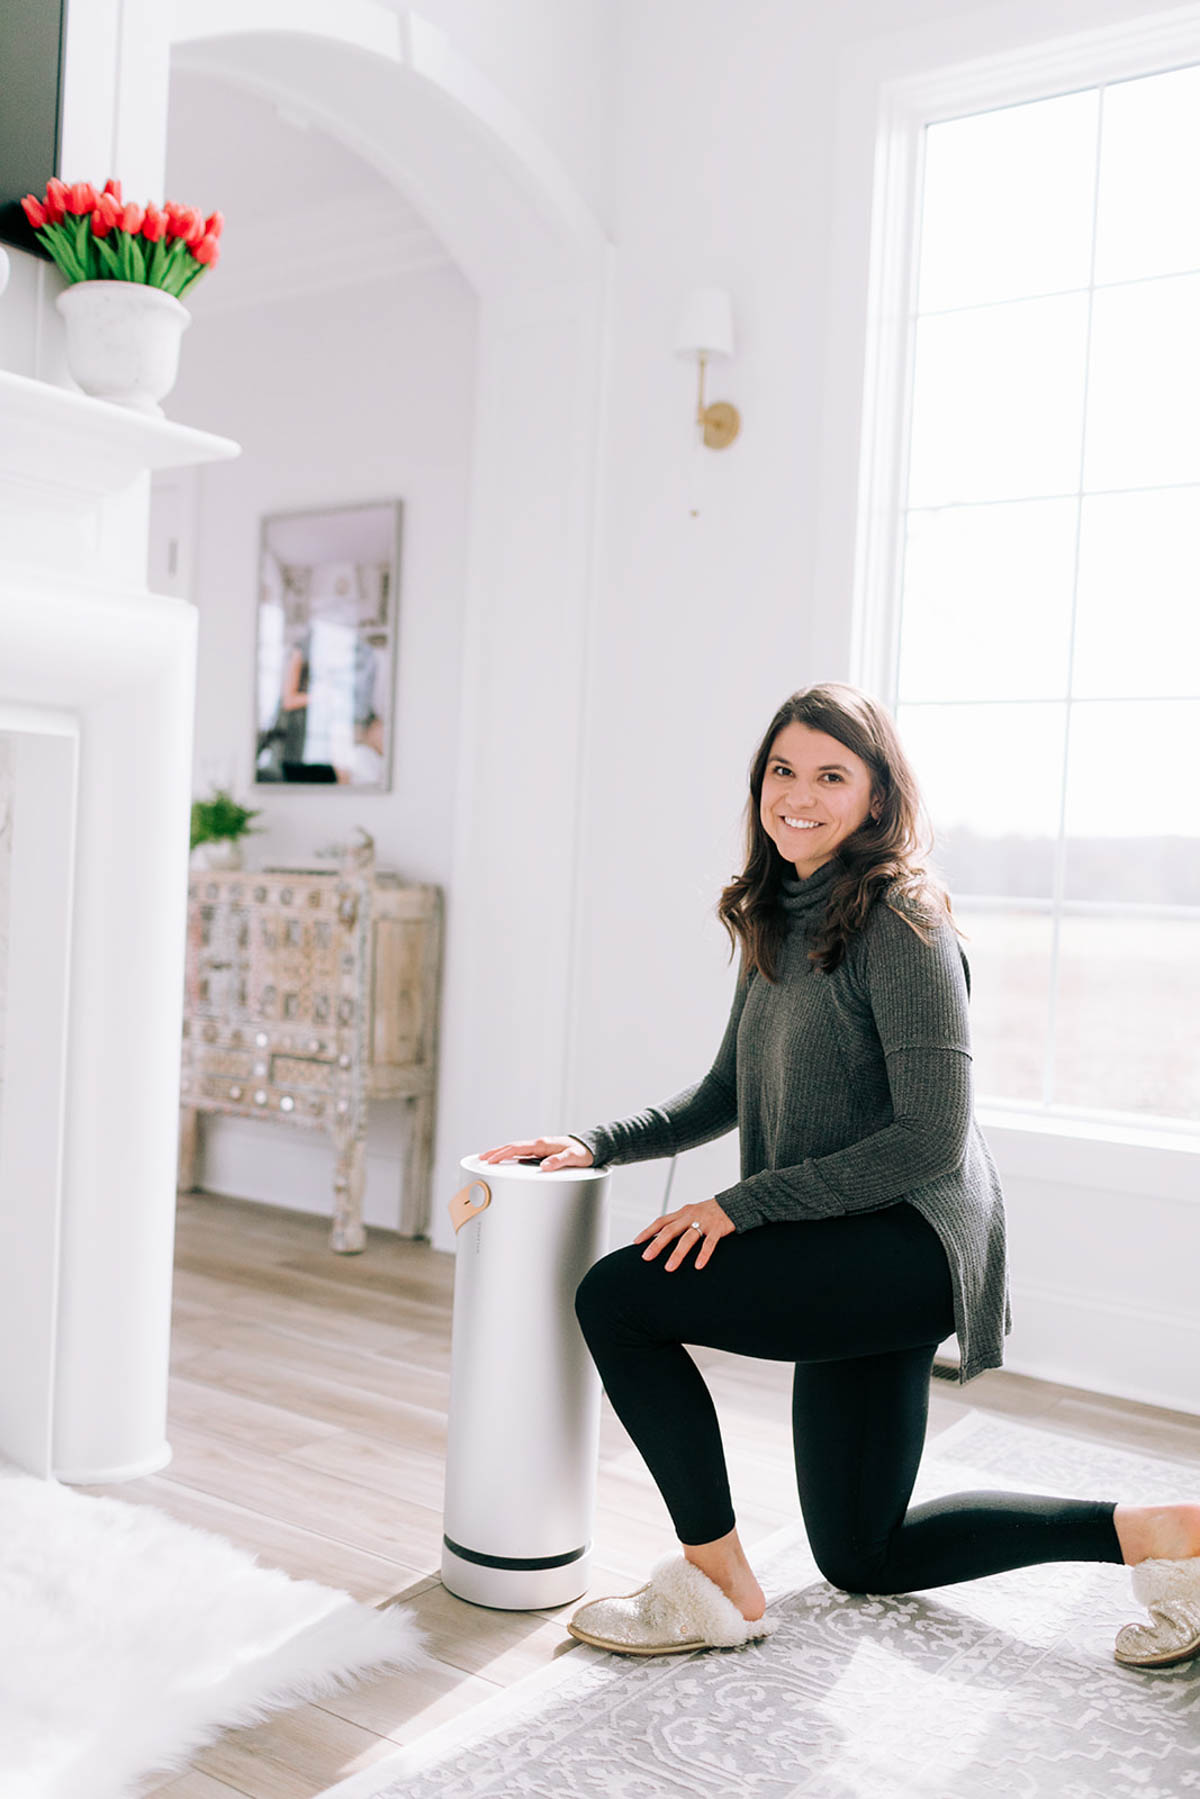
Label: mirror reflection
xmin=255 ymin=500 xmax=401 ymax=789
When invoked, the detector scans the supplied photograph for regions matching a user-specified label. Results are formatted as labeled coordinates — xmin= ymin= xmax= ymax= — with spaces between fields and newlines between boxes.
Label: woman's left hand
xmin=634 ymin=1198 xmax=735 ymax=1271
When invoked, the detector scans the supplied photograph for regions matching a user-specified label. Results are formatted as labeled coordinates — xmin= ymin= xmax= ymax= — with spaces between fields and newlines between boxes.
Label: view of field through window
xmin=896 ymin=65 xmax=1200 ymax=1128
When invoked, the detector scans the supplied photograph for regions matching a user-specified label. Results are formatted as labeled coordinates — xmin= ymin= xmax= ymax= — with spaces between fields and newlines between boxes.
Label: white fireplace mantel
xmin=0 ymin=369 xmax=240 ymax=1482
xmin=0 ymin=366 xmax=239 ymax=491
xmin=0 ymin=367 xmax=239 ymax=589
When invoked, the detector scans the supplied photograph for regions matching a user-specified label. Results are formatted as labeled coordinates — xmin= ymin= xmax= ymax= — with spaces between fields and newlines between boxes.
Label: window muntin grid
xmin=894 ymin=65 xmax=1200 ymax=1131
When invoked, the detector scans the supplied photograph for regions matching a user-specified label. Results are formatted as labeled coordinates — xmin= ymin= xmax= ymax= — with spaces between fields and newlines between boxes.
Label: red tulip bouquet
xmin=20 ymin=178 xmax=221 ymax=298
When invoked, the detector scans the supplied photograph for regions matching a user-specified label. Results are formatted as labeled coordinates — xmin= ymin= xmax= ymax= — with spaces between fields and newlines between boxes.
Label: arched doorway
xmin=172 ymin=3 xmax=613 ymax=1252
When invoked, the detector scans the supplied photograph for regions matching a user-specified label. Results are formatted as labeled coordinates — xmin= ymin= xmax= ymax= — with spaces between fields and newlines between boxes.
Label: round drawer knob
xmin=254 ymin=1090 xmax=267 ymax=1106
xmin=229 ymin=1085 xmax=242 ymax=1100
xmin=280 ymin=1095 xmax=295 ymax=1112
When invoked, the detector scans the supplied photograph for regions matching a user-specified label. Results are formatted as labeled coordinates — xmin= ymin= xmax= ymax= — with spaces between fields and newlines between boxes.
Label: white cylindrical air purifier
xmin=441 ymin=1152 xmax=611 ymax=1609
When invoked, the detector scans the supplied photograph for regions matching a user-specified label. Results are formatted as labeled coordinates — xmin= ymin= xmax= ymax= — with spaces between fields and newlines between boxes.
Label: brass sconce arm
xmin=694 ymin=351 xmax=740 ymax=450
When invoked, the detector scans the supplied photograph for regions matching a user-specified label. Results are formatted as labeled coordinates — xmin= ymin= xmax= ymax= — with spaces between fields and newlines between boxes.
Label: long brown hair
xmin=717 ymin=682 xmax=962 ymax=980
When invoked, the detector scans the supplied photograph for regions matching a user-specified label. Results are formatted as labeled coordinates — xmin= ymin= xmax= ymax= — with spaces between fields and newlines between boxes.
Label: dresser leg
xmin=402 ymin=1088 xmax=436 ymax=1239
xmin=177 ymin=1106 xmax=199 ymax=1193
xmin=331 ymin=1130 xmax=367 ymax=1253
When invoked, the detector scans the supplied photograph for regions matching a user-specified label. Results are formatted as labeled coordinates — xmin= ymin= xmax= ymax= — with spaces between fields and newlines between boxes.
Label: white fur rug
xmin=0 ymin=1462 xmax=431 ymax=1799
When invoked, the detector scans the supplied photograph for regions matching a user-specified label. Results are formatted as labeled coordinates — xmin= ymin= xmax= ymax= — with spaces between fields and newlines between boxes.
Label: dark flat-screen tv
xmin=0 ymin=0 xmax=69 ymax=260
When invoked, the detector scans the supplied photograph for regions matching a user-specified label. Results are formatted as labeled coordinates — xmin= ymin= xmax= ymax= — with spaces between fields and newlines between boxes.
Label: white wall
xmin=569 ymin=0 xmax=844 ymax=1234
xmin=166 ymin=257 xmax=477 ymax=1228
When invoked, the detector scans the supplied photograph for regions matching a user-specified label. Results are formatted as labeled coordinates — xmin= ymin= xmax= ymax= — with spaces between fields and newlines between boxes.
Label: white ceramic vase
xmin=55 ymin=280 xmax=191 ymax=416
xmin=196 ymin=838 xmax=244 ymax=871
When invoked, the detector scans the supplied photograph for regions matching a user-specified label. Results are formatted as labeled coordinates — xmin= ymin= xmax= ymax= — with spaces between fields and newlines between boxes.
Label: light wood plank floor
xmin=103 ymin=1191 xmax=1200 ymax=1799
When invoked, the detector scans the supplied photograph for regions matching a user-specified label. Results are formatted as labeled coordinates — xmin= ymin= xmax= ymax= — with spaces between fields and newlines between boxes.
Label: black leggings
xmin=573 ymin=1202 xmax=1123 ymax=1594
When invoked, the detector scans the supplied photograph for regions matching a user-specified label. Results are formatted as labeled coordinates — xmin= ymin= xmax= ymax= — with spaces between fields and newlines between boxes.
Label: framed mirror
xmin=254 ymin=500 xmax=402 ymax=790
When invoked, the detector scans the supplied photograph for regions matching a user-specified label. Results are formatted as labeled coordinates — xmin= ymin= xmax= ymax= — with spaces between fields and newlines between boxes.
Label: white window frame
xmin=817 ymin=1 xmax=1200 ymax=1188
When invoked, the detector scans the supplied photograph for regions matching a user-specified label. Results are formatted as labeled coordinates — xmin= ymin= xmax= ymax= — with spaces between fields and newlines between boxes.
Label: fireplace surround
xmin=0 ymin=365 xmax=238 ymax=1481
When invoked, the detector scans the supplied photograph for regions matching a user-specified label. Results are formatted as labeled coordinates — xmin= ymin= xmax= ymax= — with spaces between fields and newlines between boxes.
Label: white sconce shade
xmin=674 ymin=286 xmax=735 ymax=359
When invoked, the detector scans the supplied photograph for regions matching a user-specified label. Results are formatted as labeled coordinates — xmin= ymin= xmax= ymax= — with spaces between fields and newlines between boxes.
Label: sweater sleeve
xmin=570 ymin=965 xmax=751 ymax=1170
xmin=714 ymin=902 xmax=974 ymax=1231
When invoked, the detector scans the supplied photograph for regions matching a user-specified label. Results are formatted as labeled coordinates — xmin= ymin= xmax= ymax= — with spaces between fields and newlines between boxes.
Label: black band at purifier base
xmin=443 ymin=1534 xmax=589 ymax=1571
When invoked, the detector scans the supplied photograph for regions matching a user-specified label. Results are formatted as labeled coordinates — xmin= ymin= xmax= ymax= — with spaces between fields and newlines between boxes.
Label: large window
xmin=892 ymin=64 xmax=1199 ymax=1132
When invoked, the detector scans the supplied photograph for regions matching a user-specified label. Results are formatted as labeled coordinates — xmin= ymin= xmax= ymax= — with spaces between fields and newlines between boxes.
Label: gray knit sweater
xmin=572 ymin=856 xmax=1012 ymax=1384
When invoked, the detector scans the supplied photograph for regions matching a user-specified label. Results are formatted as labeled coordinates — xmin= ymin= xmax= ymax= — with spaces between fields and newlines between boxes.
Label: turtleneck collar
xmin=777 ymin=854 xmax=841 ymax=922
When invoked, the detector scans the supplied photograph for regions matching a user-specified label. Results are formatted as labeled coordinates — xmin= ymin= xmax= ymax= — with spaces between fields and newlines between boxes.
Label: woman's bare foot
xmin=1113 ymin=1503 xmax=1200 ymax=1566
xmin=682 ymin=1525 xmax=767 ymax=1621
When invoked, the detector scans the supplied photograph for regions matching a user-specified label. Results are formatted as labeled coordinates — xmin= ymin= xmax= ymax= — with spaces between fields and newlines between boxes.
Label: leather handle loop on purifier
xmin=449 ymin=1178 xmax=491 ymax=1233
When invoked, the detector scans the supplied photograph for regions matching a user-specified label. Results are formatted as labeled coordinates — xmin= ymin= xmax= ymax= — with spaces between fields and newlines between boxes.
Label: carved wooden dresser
xmin=178 ymin=842 xmax=442 ymax=1251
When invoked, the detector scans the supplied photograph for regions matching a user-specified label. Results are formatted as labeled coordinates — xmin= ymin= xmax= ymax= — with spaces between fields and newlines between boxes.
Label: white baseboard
xmin=1002 ymin=1282 xmax=1200 ymax=1421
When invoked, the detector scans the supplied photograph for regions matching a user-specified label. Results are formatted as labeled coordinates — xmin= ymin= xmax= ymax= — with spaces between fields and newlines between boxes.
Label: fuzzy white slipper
xmin=566 ymin=1553 xmax=778 ymax=1656
xmin=1114 ymin=1555 xmax=1200 ymax=1668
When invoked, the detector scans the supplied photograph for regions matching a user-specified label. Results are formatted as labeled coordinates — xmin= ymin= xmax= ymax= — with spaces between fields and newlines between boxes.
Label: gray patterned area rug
xmin=321 ymin=1410 xmax=1200 ymax=1799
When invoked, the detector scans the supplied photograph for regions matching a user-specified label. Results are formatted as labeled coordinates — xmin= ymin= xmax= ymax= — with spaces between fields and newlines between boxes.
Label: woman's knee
xmin=818 ymin=1559 xmax=883 ymax=1597
xmin=808 ymin=1537 xmax=895 ymax=1597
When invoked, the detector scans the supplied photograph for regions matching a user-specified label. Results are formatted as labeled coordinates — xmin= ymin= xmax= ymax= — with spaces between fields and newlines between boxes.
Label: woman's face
xmin=759 ymin=722 xmax=878 ymax=879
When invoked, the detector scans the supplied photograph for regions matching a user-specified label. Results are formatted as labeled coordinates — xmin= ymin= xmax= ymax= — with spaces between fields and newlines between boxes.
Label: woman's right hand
xmin=477 ymin=1135 xmax=594 ymax=1171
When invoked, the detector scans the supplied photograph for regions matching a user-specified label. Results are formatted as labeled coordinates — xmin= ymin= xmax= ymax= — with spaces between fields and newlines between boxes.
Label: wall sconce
xmin=674 ymin=286 xmax=740 ymax=449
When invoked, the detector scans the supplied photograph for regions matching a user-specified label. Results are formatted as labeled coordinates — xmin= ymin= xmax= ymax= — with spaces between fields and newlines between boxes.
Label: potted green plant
xmin=190 ymin=789 xmax=261 ymax=871
xmin=20 ymin=177 xmax=222 ymax=415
